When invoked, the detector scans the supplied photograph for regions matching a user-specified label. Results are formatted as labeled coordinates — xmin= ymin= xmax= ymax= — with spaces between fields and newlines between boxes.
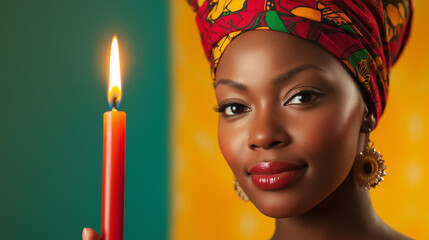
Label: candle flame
xmin=108 ymin=35 xmax=121 ymax=109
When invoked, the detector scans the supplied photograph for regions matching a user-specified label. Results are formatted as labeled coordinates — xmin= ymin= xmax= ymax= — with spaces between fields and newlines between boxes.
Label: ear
xmin=360 ymin=104 xmax=376 ymax=133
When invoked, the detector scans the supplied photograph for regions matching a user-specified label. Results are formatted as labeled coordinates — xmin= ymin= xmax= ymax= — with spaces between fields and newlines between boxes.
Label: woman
xmin=188 ymin=0 xmax=412 ymax=239
xmin=82 ymin=0 xmax=412 ymax=239
xmin=213 ymin=30 xmax=405 ymax=239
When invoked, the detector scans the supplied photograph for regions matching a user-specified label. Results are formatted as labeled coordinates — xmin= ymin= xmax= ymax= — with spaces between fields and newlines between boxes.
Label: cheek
xmin=296 ymin=101 xmax=362 ymax=187
xmin=217 ymin=118 xmax=247 ymax=174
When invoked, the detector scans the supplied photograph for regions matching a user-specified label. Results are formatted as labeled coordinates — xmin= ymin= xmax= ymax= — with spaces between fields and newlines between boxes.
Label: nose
xmin=247 ymin=111 xmax=291 ymax=150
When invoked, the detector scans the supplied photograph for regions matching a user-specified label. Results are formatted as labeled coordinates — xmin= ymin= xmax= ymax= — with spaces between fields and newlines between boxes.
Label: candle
xmin=102 ymin=35 xmax=126 ymax=240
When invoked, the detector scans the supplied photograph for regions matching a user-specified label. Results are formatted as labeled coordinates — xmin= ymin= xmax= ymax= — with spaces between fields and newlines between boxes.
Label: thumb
xmin=82 ymin=227 xmax=101 ymax=240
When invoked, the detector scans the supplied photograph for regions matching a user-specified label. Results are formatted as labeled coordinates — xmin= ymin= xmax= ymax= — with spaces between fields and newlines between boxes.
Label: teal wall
xmin=0 ymin=1 xmax=169 ymax=239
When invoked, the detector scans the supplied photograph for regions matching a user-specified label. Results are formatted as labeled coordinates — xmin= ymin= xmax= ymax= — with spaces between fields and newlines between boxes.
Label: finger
xmin=82 ymin=227 xmax=101 ymax=240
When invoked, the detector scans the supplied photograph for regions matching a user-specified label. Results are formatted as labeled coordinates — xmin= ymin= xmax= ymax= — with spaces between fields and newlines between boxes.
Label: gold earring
xmin=353 ymin=130 xmax=386 ymax=189
xmin=233 ymin=179 xmax=249 ymax=202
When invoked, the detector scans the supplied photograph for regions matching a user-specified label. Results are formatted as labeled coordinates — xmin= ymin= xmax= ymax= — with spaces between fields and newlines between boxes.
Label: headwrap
xmin=187 ymin=0 xmax=412 ymax=125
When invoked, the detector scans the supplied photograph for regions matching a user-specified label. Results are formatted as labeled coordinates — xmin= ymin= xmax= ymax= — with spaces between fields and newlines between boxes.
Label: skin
xmin=214 ymin=30 xmax=410 ymax=240
xmin=82 ymin=228 xmax=100 ymax=240
xmin=80 ymin=30 xmax=410 ymax=240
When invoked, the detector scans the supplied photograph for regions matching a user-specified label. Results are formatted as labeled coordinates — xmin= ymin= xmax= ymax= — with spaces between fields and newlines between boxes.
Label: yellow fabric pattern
xmin=290 ymin=7 xmax=322 ymax=22
xmin=212 ymin=31 xmax=242 ymax=79
xmin=385 ymin=2 xmax=407 ymax=42
xmin=207 ymin=0 xmax=247 ymax=22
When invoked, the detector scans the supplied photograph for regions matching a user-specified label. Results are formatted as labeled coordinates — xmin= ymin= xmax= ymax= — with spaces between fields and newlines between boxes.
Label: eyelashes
xmin=214 ymin=89 xmax=323 ymax=118
xmin=214 ymin=102 xmax=250 ymax=118
xmin=285 ymin=89 xmax=323 ymax=105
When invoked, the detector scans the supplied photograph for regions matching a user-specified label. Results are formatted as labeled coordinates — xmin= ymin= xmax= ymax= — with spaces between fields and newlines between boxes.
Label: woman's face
xmin=215 ymin=30 xmax=370 ymax=218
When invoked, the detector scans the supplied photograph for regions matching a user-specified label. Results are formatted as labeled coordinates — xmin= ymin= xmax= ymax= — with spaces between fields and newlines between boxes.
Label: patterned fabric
xmin=187 ymin=0 xmax=413 ymax=125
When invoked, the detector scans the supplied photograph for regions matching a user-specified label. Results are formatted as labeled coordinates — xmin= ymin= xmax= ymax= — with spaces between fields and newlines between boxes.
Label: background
xmin=1 ymin=1 xmax=428 ymax=240
xmin=1 ymin=1 xmax=168 ymax=239
xmin=171 ymin=1 xmax=429 ymax=240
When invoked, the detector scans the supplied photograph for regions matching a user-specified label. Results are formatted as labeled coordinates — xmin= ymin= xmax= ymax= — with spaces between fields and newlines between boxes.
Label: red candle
xmin=102 ymin=35 xmax=126 ymax=240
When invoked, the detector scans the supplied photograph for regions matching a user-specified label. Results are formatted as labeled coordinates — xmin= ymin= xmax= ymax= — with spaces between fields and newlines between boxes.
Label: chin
xmin=256 ymin=204 xmax=303 ymax=219
xmin=248 ymin=189 xmax=322 ymax=218
xmin=244 ymin=173 xmax=344 ymax=219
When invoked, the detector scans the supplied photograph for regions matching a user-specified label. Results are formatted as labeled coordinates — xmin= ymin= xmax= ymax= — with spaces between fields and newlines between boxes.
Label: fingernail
xmin=83 ymin=228 xmax=87 ymax=239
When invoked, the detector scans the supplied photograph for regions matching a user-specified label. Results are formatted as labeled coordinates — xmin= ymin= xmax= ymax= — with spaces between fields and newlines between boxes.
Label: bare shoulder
xmin=375 ymin=223 xmax=413 ymax=240
xmin=362 ymin=229 xmax=412 ymax=240
xmin=370 ymin=215 xmax=413 ymax=240
xmin=389 ymin=231 xmax=413 ymax=240
xmin=385 ymin=231 xmax=413 ymax=240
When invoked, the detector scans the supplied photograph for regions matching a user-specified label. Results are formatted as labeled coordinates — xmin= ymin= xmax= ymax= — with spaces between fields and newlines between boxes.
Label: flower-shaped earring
xmin=353 ymin=129 xmax=386 ymax=189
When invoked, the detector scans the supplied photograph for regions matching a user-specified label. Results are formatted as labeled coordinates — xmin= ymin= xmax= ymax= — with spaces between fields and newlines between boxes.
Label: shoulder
xmin=375 ymin=226 xmax=413 ymax=240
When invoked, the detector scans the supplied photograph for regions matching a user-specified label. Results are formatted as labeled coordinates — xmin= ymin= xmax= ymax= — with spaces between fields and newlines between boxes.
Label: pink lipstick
xmin=249 ymin=161 xmax=306 ymax=190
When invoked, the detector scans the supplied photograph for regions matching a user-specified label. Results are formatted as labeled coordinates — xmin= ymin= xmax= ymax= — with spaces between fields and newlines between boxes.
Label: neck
xmin=271 ymin=173 xmax=382 ymax=240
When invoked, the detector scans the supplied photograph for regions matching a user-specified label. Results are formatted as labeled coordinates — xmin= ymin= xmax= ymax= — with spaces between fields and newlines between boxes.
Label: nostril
xmin=250 ymin=140 xmax=282 ymax=150
xmin=268 ymin=141 xmax=281 ymax=148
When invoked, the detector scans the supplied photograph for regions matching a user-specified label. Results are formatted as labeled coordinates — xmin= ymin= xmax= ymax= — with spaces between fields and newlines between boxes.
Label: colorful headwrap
xmin=187 ymin=0 xmax=412 ymax=125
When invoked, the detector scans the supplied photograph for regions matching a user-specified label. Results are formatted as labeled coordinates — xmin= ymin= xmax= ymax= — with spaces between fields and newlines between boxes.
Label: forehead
xmin=215 ymin=30 xmax=343 ymax=83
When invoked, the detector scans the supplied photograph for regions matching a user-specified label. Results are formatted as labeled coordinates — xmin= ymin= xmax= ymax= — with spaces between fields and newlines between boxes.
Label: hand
xmin=82 ymin=227 xmax=101 ymax=240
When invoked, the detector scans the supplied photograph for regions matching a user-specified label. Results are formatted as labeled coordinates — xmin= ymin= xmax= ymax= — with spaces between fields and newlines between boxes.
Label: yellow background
xmin=170 ymin=1 xmax=429 ymax=239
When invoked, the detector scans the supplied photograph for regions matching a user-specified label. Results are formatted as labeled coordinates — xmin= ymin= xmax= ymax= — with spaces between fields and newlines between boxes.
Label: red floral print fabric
xmin=187 ymin=0 xmax=413 ymax=125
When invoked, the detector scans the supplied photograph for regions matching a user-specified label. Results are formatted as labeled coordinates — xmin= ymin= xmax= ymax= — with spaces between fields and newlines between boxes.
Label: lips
xmin=249 ymin=161 xmax=306 ymax=190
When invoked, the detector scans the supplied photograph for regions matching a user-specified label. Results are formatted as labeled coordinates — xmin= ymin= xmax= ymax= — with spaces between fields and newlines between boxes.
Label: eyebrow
xmin=272 ymin=64 xmax=325 ymax=85
xmin=214 ymin=79 xmax=247 ymax=90
xmin=214 ymin=64 xmax=325 ymax=89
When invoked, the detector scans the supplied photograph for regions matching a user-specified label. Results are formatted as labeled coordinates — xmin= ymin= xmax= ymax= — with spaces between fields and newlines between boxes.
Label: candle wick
xmin=112 ymin=97 xmax=118 ymax=110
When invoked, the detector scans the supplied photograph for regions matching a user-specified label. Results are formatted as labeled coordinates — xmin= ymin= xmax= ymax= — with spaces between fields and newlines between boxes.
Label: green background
xmin=0 ymin=1 xmax=169 ymax=239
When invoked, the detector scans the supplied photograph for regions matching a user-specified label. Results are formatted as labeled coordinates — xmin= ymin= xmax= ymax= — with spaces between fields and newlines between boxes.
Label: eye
xmin=285 ymin=90 xmax=322 ymax=105
xmin=214 ymin=102 xmax=250 ymax=117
